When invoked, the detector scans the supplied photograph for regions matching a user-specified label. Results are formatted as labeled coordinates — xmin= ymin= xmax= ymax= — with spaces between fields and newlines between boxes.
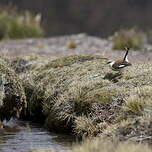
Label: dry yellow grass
xmin=72 ymin=137 xmax=152 ymax=152
xmin=0 ymin=56 xmax=26 ymax=120
xmin=29 ymin=137 xmax=152 ymax=152
xmin=124 ymin=86 xmax=152 ymax=114
xmin=1 ymin=54 xmax=152 ymax=152
xmin=7 ymin=54 xmax=152 ymax=143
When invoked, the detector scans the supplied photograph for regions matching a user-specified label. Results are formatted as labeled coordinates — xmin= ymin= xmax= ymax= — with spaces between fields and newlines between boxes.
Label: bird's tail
xmin=123 ymin=47 xmax=129 ymax=61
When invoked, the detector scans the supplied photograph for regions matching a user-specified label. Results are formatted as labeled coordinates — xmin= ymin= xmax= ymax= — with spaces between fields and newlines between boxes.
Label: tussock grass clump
xmin=0 ymin=57 xmax=26 ymax=121
xmin=67 ymin=41 xmax=77 ymax=49
xmin=124 ymin=86 xmax=152 ymax=115
xmin=74 ymin=116 xmax=107 ymax=137
xmin=0 ymin=8 xmax=44 ymax=40
xmin=112 ymin=29 xmax=147 ymax=50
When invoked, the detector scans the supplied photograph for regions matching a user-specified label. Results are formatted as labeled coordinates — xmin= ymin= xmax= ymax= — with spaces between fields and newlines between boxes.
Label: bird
xmin=107 ymin=47 xmax=132 ymax=71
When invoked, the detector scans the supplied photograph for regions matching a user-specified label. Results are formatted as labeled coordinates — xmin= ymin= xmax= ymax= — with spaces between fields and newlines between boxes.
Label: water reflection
xmin=0 ymin=119 xmax=75 ymax=152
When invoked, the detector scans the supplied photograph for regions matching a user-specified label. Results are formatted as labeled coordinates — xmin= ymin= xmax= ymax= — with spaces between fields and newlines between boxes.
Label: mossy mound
xmin=0 ymin=57 xmax=26 ymax=121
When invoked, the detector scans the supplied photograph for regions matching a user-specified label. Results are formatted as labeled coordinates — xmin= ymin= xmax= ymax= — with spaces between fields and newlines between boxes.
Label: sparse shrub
xmin=0 ymin=8 xmax=44 ymax=40
xmin=67 ymin=41 xmax=77 ymax=49
xmin=112 ymin=29 xmax=147 ymax=50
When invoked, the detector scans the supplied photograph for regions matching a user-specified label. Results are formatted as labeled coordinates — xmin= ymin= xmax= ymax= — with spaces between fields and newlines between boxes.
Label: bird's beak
xmin=125 ymin=47 xmax=130 ymax=51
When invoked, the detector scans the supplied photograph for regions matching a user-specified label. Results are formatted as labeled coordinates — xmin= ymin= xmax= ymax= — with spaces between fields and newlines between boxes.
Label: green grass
xmin=0 ymin=8 xmax=44 ymax=40
xmin=112 ymin=29 xmax=147 ymax=50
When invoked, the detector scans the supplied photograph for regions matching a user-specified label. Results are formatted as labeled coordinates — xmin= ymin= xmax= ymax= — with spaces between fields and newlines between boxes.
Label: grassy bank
xmin=0 ymin=53 xmax=152 ymax=151
xmin=29 ymin=138 xmax=152 ymax=152
xmin=10 ymin=54 xmax=152 ymax=142
xmin=72 ymin=138 xmax=152 ymax=152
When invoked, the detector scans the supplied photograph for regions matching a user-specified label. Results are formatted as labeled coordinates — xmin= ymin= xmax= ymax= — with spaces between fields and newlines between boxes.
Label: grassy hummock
xmin=0 ymin=53 xmax=150 ymax=152
xmin=10 ymin=54 xmax=152 ymax=145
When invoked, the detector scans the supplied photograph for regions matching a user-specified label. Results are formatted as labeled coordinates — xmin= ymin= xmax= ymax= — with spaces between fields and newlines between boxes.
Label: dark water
xmin=0 ymin=119 xmax=75 ymax=152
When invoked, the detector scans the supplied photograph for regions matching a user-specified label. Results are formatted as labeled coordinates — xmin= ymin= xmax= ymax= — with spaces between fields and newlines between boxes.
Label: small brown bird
xmin=107 ymin=47 xmax=132 ymax=71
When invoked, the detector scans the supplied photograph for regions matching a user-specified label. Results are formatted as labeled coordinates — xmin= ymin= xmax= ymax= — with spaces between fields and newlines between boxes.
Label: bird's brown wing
xmin=112 ymin=60 xmax=131 ymax=70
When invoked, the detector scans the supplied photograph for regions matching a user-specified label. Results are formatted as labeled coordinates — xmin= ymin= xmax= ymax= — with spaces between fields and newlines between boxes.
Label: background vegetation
xmin=112 ymin=29 xmax=147 ymax=50
xmin=0 ymin=7 xmax=44 ymax=40
xmin=1 ymin=0 xmax=152 ymax=37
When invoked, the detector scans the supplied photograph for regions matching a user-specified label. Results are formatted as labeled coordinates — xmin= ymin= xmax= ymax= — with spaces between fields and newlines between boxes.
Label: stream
xmin=0 ymin=119 xmax=76 ymax=152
